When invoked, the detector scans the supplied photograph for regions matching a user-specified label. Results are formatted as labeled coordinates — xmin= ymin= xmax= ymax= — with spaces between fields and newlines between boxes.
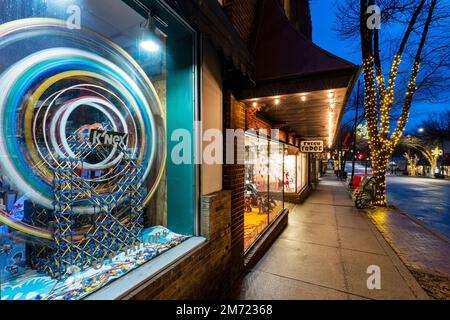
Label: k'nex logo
xmin=89 ymin=129 xmax=129 ymax=148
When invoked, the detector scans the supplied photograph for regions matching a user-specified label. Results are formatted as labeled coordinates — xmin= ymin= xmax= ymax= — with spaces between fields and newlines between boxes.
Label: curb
xmin=387 ymin=204 xmax=450 ymax=245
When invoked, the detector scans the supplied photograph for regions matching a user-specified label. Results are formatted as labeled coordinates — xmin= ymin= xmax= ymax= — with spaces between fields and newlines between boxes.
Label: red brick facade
xmin=223 ymin=92 xmax=246 ymax=281
xmin=223 ymin=0 xmax=258 ymax=43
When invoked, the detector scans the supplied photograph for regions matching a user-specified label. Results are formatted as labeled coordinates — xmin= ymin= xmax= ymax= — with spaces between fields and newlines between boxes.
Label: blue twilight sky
xmin=309 ymin=0 xmax=450 ymax=132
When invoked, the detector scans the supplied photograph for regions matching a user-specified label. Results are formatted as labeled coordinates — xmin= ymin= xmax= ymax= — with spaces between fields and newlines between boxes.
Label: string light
xmin=361 ymin=52 xmax=422 ymax=206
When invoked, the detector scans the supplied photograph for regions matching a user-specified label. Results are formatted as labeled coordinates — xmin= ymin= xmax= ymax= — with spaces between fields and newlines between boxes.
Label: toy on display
xmin=1 ymin=226 xmax=189 ymax=300
xmin=0 ymin=17 xmax=182 ymax=300
xmin=244 ymin=182 xmax=278 ymax=215
xmin=244 ymin=184 xmax=259 ymax=213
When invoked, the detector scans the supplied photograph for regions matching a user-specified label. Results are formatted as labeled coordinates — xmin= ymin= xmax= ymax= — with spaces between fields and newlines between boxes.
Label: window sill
xmin=85 ymin=237 xmax=207 ymax=300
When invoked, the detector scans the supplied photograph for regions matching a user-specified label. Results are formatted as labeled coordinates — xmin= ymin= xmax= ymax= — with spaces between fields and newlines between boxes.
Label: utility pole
xmin=349 ymin=81 xmax=360 ymax=187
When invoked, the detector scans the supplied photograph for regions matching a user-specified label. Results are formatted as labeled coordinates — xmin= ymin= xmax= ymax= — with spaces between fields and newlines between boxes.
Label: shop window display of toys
xmin=244 ymin=184 xmax=277 ymax=214
xmin=0 ymin=142 xmax=190 ymax=300
xmin=0 ymin=17 xmax=194 ymax=300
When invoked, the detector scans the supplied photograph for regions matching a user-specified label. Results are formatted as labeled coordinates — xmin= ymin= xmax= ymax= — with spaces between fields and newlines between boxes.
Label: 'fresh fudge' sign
xmin=300 ymin=141 xmax=324 ymax=153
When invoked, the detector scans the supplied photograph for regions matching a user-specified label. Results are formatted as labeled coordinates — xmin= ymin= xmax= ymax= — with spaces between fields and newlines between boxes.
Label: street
xmin=386 ymin=176 xmax=450 ymax=240
xmin=345 ymin=163 xmax=450 ymax=240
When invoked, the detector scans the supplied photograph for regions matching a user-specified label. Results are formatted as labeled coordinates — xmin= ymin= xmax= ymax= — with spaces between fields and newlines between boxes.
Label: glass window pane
xmin=268 ymin=141 xmax=284 ymax=223
xmin=302 ymin=153 xmax=308 ymax=189
xmin=0 ymin=0 xmax=196 ymax=300
xmin=244 ymin=134 xmax=269 ymax=251
xmin=297 ymin=153 xmax=303 ymax=193
xmin=284 ymin=147 xmax=297 ymax=193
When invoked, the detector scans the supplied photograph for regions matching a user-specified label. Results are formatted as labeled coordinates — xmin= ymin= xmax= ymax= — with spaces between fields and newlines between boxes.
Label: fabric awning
xmin=235 ymin=0 xmax=359 ymax=145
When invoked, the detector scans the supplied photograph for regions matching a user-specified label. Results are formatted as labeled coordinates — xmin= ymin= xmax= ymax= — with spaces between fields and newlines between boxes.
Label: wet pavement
xmin=346 ymin=163 xmax=450 ymax=240
xmin=386 ymin=177 xmax=450 ymax=240
xmin=367 ymin=207 xmax=450 ymax=277
xmin=239 ymin=175 xmax=428 ymax=300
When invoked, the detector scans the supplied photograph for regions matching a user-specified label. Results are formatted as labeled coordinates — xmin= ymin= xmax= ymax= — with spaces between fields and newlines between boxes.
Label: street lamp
xmin=418 ymin=128 xmax=425 ymax=133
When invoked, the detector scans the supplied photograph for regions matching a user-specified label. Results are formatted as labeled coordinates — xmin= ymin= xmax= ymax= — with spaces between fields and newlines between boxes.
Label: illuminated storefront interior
xmin=244 ymin=134 xmax=309 ymax=251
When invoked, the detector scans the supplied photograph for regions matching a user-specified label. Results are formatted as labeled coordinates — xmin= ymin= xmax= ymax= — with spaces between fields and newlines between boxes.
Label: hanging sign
xmin=300 ymin=141 xmax=324 ymax=153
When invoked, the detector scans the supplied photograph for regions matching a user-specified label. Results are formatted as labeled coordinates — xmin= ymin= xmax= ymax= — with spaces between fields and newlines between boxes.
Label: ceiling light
xmin=140 ymin=12 xmax=163 ymax=53
xmin=140 ymin=40 xmax=160 ymax=52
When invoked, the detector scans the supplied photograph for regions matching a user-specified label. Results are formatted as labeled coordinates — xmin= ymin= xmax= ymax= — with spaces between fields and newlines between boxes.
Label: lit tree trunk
xmin=372 ymin=154 xmax=388 ymax=204
xmin=359 ymin=0 xmax=437 ymax=206
xmin=429 ymin=158 xmax=438 ymax=178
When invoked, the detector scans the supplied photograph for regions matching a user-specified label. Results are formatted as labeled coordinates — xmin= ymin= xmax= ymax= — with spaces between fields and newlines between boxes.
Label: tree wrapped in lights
xmin=357 ymin=0 xmax=438 ymax=206
xmin=402 ymin=135 xmax=443 ymax=178
xmin=403 ymin=151 xmax=419 ymax=177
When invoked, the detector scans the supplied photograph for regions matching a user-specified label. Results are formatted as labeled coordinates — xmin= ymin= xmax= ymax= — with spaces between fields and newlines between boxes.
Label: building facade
xmin=0 ymin=0 xmax=358 ymax=300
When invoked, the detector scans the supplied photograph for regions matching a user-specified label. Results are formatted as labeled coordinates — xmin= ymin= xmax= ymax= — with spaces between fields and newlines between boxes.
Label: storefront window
xmin=268 ymin=141 xmax=284 ymax=223
xmin=244 ymin=134 xmax=269 ymax=251
xmin=302 ymin=154 xmax=308 ymax=190
xmin=0 ymin=0 xmax=197 ymax=300
xmin=244 ymin=133 xmax=292 ymax=251
xmin=284 ymin=147 xmax=298 ymax=193
xmin=296 ymin=153 xmax=308 ymax=193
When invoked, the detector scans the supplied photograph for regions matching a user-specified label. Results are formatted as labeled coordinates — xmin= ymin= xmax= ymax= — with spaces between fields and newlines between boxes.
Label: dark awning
xmin=235 ymin=0 xmax=360 ymax=146
xmin=249 ymin=0 xmax=357 ymax=83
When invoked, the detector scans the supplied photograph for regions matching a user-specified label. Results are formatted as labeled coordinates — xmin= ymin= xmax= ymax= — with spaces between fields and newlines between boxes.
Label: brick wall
xmin=223 ymin=91 xmax=246 ymax=282
xmin=246 ymin=106 xmax=272 ymax=132
xmin=223 ymin=0 xmax=258 ymax=44
xmin=125 ymin=191 xmax=232 ymax=300
xmin=224 ymin=0 xmax=313 ymax=44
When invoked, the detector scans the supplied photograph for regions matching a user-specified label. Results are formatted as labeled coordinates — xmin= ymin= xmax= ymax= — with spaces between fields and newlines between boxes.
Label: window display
xmin=284 ymin=147 xmax=298 ymax=193
xmin=0 ymin=0 xmax=197 ymax=300
xmin=244 ymin=133 xmax=309 ymax=251
xmin=268 ymin=141 xmax=284 ymax=223
xmin=297 ymin=153 xmax=308 ymax=193
xmin=244 ymin=134 xmax=269 ymax=251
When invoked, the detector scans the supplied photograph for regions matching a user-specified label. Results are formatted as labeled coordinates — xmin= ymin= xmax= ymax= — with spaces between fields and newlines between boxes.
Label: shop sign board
xmin=300 ymin=140 xmax=324 ymax=153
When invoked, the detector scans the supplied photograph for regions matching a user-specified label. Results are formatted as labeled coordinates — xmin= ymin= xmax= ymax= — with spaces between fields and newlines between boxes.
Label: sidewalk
xmin=238 ymin=174 xmax=429 ymax=300
xmin=366 ymin=207 xmax=450 ymax=299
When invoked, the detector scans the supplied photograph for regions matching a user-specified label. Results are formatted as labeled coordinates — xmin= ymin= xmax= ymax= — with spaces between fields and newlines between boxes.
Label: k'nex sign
xmin=89 ymin=129 xmax=129 ymax=148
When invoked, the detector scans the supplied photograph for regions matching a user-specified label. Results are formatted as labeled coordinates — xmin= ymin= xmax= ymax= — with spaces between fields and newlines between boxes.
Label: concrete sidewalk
xmin=239 ymin=174 xmax=429 ymax=300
